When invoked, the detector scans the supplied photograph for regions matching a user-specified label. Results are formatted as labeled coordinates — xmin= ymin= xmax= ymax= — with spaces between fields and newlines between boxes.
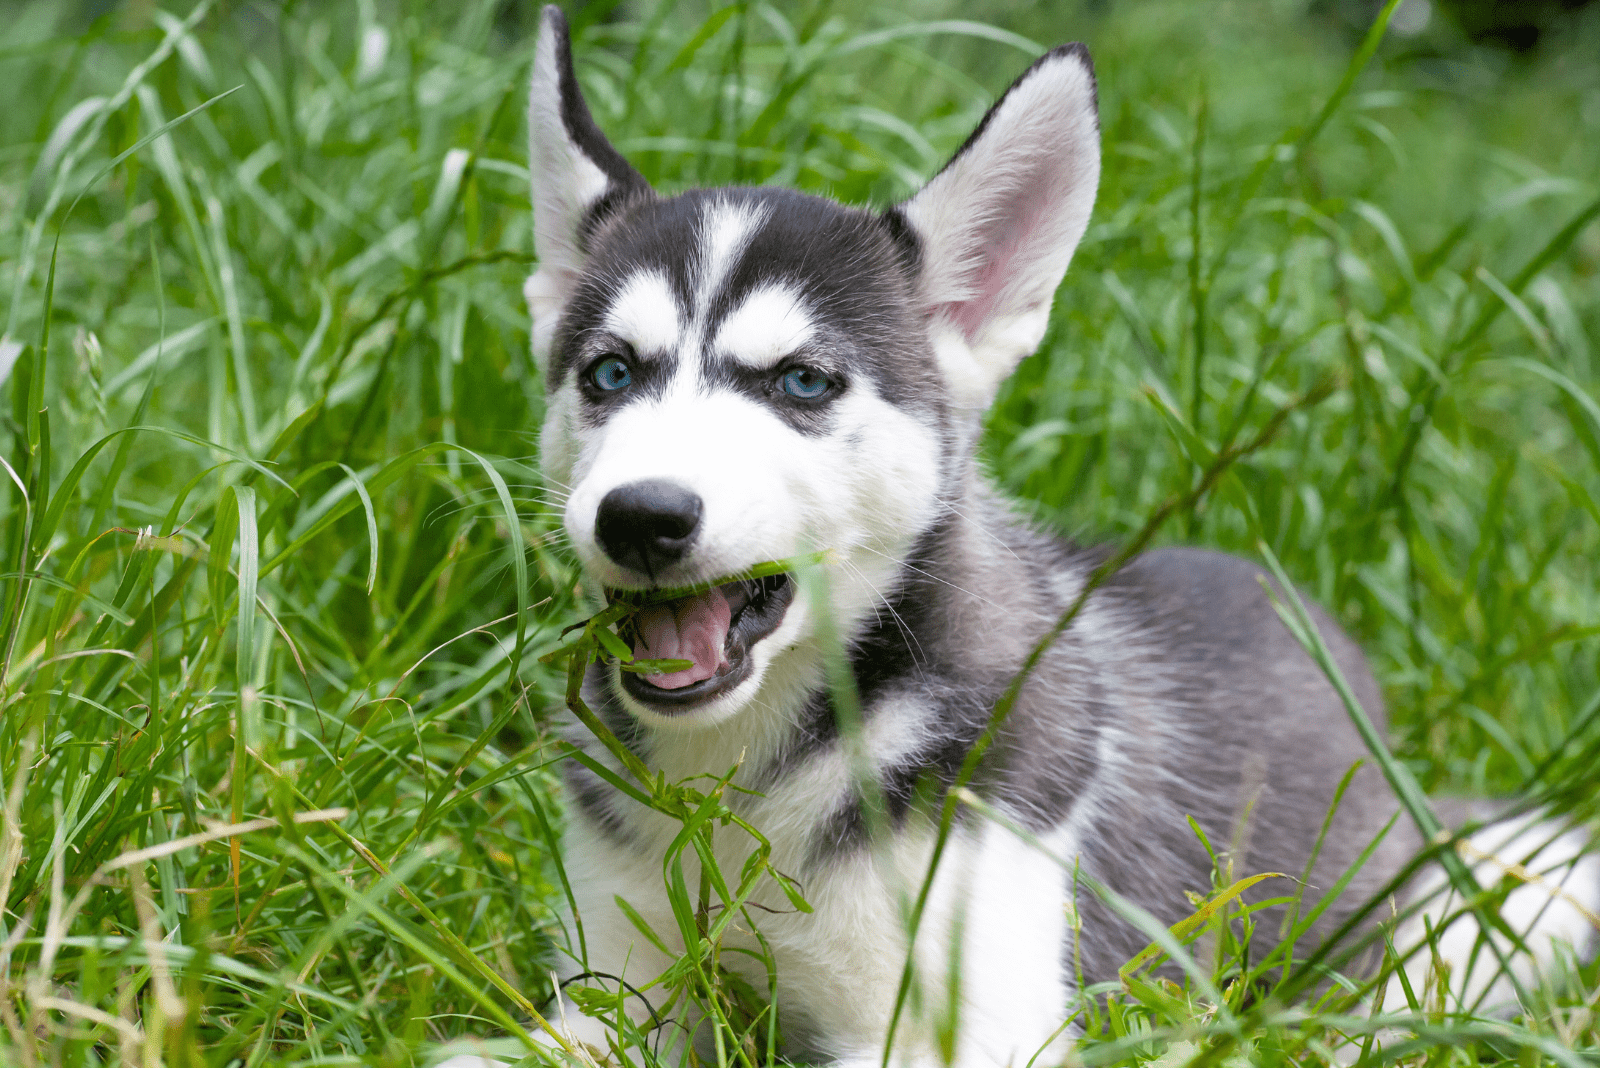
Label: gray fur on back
xmin=1049 ymin=544 xmax=1415 ymax=979
xmin=743 ymin=462 xmax=1416 ymax=983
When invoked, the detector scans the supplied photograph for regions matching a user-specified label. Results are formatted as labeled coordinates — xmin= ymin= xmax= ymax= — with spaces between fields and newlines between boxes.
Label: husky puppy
xmin=442 ymin=8 xmax=1599 ymax=1067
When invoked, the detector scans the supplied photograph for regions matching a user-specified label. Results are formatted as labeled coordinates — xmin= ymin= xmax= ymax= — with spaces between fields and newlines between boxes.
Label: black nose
xmin=594 ymin=479 xmax=704 ymax=577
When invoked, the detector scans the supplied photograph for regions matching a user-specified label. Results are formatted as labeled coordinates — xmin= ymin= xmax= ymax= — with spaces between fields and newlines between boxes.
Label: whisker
xmin=934 ymin=494 xmax=1025 ymax=564
xmin=851 ymin=542 xmax=1008 ymax=613
xmin=839 ymin=558 xmax=926 ymax=669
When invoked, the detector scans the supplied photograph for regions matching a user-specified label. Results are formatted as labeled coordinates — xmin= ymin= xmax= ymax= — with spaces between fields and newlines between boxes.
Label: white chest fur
xmin=555 ymin=751 xmax=1081 ymax=1068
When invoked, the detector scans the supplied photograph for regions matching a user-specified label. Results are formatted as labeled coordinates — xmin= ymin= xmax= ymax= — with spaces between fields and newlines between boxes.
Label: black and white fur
xmin=441 ymin=8 xmax=1599 ymax=1066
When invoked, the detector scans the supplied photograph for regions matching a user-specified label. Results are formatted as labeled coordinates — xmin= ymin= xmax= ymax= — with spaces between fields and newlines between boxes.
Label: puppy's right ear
xmin=526 ymin=5 xmax=650 ymax=371
xmin=890 ymin=44 xmax=1099 ymax=412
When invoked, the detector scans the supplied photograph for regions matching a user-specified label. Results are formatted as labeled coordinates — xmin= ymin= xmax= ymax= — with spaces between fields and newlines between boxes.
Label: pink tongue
xmin=632 ymin=588 xmax=732 ymax=690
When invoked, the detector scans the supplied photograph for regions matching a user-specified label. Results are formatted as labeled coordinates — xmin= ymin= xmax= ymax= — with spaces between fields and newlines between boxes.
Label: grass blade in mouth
xmin=550 ymin=549 xmax=838 ymax=684
xmin=605 ymin=548 xmax=836 ymax=608
xmin=543 ymin=549 xmax=833 ymax=669
xmin=620 ymin=657 xmax=695 ymax=675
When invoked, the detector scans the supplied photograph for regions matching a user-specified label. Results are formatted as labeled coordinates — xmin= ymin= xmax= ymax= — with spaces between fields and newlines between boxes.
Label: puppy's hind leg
xmin=1383 ymin=811 xmax=1600 ymax=1017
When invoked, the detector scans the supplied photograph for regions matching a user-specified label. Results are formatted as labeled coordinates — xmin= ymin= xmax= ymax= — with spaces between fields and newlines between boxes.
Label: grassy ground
xmin=1 ymin=0 xmax=1598 ymax=1064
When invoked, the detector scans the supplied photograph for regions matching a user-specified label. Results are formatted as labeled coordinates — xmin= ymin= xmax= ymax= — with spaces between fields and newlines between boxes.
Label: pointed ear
xmin=890 ymin=44 xmax=1100 ymax=409
xmin=526 ymin=5 xmax=651 ymax=371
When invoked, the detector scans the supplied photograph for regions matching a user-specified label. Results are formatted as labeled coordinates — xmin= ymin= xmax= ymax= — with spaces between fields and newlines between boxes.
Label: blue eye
xmin=780 ymin=367 xmax=831 ymax=399
xmin=590 ymin=356 xmax=632 ymax=392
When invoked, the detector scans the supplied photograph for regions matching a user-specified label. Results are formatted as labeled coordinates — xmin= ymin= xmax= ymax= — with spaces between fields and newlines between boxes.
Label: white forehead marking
xmin=603 ymin=269 xmax=682 ymax=354
xmin=694 ymin=199 xmax=768 ymax=324
xmin=713 ymin=283 xmax=815 ymax=369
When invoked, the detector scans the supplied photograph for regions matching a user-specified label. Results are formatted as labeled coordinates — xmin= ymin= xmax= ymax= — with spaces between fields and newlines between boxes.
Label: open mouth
xmin=611 ymin=573 xmax=795 ymax=711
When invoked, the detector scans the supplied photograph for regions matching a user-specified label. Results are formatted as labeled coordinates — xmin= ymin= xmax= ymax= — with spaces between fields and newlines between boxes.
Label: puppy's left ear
xmin=526 ymin=5 xmax=651 ymax=371
xmin=890 ymin=44 xmax=1100 ymax=409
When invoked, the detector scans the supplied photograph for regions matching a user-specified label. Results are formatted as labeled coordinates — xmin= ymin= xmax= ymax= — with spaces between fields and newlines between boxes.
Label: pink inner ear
xmin=944 ymin=183 xmax=1058 ymax=342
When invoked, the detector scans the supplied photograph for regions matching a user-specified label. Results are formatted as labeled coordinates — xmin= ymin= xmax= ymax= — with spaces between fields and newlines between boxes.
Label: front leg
xmin=545 ymin=814 xmax=688 ymax=1052
xmin=921 ymin=818 xmax=1077 ymax=1068
xmin=783 ymin=817 xmax=1076 ymax=1068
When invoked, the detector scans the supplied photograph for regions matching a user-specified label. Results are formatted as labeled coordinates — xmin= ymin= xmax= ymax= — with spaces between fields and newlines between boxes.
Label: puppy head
xmin=527 ymin=6 xmax=1098 ymax=726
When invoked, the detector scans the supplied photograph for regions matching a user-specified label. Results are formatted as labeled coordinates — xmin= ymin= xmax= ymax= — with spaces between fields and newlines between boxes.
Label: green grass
xmin=1 ymin=0 xmax=1599 ymax=1064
